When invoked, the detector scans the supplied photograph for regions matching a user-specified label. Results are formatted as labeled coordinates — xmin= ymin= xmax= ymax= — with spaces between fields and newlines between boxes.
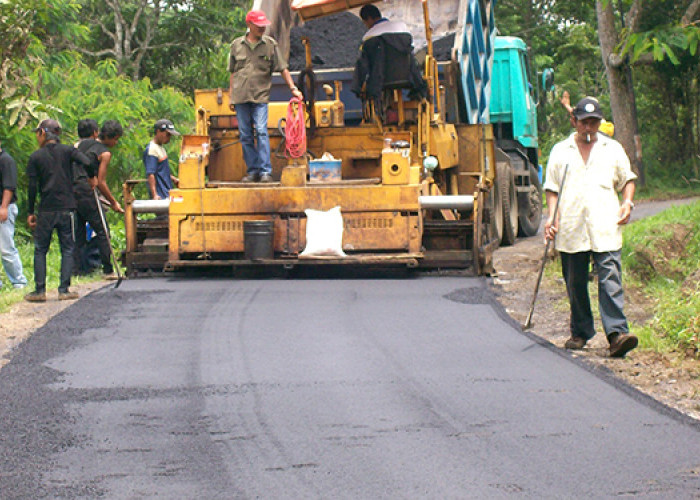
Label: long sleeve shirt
xmin=27 ymin=142 xmax=91 ymax=214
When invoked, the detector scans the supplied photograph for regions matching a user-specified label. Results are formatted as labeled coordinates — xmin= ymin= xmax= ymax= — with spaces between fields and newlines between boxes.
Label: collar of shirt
xmin=243 ymin=36 xmax=265 ymax=50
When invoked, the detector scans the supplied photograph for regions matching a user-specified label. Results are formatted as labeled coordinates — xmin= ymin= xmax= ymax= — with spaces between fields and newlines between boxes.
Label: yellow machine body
xmin=124 ymin=0 xmax=500 ymax=275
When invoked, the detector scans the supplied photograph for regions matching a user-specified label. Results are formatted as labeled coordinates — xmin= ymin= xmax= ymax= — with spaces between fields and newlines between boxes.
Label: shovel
xmin=522 ymin=163 xmax=569 ymax=330
xmin=94 ymin=189 xmax=123 ymax=289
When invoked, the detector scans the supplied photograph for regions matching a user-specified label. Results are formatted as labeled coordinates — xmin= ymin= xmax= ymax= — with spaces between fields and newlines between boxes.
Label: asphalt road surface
xmin=1 ymin=275 xmax=699 ymax=498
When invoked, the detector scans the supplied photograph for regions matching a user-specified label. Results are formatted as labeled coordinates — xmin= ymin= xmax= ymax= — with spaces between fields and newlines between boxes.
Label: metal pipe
xmin=132 ymin=199 xmax=170 ymax=214
xmin=419 ymin=195 xmax=474 ymax=210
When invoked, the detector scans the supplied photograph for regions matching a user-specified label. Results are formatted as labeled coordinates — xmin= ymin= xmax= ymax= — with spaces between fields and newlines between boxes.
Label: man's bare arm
xmin=96 ymin=151 xmax=124 ymax=213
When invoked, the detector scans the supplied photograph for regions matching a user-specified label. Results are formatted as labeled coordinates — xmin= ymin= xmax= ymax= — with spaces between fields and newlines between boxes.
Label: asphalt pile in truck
xmin=288 ymin=12 xmax=366 ymax=70
xmin=287 ymin=12 xmax=454 ymax=71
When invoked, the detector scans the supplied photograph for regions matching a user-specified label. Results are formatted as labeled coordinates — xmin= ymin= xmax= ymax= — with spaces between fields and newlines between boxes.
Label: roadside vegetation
xmin=622 ymin=200 xmax=700 ymax=357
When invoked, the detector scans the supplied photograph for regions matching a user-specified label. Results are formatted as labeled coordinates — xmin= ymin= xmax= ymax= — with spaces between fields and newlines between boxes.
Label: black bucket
xmin=244 ymin=220 xmax=274 ymax=260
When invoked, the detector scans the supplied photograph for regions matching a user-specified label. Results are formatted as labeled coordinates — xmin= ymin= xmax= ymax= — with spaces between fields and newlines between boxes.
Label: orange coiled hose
xmin=285 ymin=96 xmax=307 ymax=158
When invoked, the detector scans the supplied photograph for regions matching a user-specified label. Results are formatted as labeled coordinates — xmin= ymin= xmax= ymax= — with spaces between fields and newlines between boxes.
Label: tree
xmin=0 ymin=0 xmax=85 ymax=142
xmin=62 ymin=0 xmax=246 ymax=84
xmin=597 ymin=0 xmax=700 ymax=186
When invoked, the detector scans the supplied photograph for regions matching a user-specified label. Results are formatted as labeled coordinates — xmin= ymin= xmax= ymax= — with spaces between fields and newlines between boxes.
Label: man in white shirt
xmin=543 ymin=97 xmax=638 ymax=358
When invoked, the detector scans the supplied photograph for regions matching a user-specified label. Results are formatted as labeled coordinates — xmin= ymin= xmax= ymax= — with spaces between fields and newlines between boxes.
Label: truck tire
xmin=491 ymin=172 xmax=504 ymax=244
xmin=517 ymin=164 xmax=543 ymax=237
xmin=497 ymin=162 xmax=518 ymax=246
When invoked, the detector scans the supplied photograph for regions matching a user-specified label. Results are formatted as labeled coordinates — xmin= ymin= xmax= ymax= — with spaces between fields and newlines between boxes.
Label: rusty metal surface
xmin=164 ymin=253 xmax=422 ymax=269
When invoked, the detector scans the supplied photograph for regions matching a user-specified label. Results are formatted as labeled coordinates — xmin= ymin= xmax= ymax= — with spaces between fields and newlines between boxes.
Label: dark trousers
xmin=560 ymin=250 xmax=629 ymax=340
xmin=74 ymin=187 xmax=112 ymax=274
xmin=34 ymin=211 xmax=75 ymax=293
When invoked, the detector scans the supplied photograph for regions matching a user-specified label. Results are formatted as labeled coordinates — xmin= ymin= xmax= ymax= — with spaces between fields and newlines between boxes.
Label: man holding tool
xmin=73 ymin=119 xmax=123 ymax=278
xmin=543 ymin=97 xmax=638 ymax=358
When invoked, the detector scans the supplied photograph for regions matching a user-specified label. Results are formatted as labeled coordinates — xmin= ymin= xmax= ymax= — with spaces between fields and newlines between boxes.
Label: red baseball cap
xmin=245 ymin=10 xmax=271 ymax=27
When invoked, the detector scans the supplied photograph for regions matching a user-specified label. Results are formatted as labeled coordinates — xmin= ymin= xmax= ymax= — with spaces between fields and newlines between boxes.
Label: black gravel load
xmin=288 ymin=12 xmax=367 ymax=70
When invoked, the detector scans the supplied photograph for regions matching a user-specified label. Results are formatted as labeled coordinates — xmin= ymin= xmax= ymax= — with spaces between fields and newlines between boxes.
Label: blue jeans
xmin=561 ymin=250 xmax=629 ymax=340
xmin=235 ymin=102 xmax=271 ymax=176
xmin=0 ymin=203 xmax=27 ymax=288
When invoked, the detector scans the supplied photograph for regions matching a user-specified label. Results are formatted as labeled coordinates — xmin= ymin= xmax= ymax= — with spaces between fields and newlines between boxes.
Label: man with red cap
xmin=228 ymin=9 xmax=303 ymax=183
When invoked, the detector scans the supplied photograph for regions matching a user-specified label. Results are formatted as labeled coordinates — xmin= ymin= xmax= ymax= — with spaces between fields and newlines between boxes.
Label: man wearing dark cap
xmin=543 ymin=97 xmax=638 ymax=358
xmin=0 ymin=139 xmax=28 ymax=290
xmin=25 ymin=119 xmax=92 ymax=302
xmin=143 ymin=119 xmax=180 ymax=200
xmin=228 ymin=9 xmax=302 ymax=183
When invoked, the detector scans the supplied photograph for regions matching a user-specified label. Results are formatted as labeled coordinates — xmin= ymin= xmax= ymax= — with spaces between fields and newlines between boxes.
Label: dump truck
xmin=123 ymin=0 xmax=548 ymax=276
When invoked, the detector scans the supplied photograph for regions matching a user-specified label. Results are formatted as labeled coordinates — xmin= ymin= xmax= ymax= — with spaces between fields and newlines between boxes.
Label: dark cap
xmin=154 ymin=119 xmax=180 ymax=136
xmin=572 ymin=97 xmax=604 ymax=121
xmin=34 ymin=119 xmax=62 ymax=135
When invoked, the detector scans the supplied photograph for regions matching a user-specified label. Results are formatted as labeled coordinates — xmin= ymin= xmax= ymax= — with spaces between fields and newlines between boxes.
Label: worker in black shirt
xmin=72 ymin=119 xmax=123 ymax=278
xmin=25 ymin=119 xmax=91 ymax=302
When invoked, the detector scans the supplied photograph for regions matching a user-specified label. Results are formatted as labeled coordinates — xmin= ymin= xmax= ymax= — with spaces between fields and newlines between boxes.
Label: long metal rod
xmin=132 ymin=199 xmax=170 ymax=214
xmin=419 ymin=195 xmax=474 ymax=210
xmin=523 ymin=163 xmax=569 ymax=330
xmin=94 ymin=189 xmax=123 ymax=288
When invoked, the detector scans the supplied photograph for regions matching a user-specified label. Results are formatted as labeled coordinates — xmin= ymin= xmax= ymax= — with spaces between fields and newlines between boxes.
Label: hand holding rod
xmin=523 ymin=163 xmax=569 ymax=330
xmin=94 ymin=188 xmax=123 ymax=289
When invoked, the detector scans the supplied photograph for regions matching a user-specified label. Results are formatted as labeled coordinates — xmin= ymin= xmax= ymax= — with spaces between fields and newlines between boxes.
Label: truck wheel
xmin=517 ymin=164 xmax=543 ymax=237
xmin=491 ymin=170 xmax=504 ymax=244
xmin=498 ymin=163 xmax=518 ymax=246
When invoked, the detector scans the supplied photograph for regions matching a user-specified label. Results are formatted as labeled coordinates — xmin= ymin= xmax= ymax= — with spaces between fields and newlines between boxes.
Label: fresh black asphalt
xmin=1 ymin=275 xmax=699 ymax=498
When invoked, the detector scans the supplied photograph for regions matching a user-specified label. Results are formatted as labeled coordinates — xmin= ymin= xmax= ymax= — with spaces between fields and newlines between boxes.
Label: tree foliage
xmin=57 ymin=0 xmax=247 ymax=85
xmin=2 ymin=51 xmax=193 ymax=217
xmin=496 ymin=0 xmax=699 ymax=185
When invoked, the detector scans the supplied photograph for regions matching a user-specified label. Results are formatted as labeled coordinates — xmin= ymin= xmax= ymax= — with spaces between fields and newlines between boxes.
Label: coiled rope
xmin=285 ymin=96 xmax=307 ymax=158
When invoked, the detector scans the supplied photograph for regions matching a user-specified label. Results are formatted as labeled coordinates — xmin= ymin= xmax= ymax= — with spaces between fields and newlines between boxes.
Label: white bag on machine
xmin=300 ymin=206 xmax=347 ymax=257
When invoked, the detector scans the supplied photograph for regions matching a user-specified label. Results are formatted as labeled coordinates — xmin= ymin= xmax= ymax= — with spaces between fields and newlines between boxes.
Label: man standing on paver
xmin=228 ymin=9 xmax=302 ymax=183
xmin=25 ymin=119 xmax=91 ymax=302
xmin=0 ymin=139 xmax=28 ymax=290
xmin=543 ymin=97 xmax=638 ymax=358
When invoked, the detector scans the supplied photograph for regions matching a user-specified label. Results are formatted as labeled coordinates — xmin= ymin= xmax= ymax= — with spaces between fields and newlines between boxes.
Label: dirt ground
xmin=491 ymin=229 xmax=700 ymax=422
xmin=0 ymin=281 xmax=107 ymax=370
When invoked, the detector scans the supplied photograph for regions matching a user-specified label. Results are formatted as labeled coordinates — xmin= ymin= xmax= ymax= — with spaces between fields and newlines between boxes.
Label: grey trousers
xmin=560 ymin=250 xmax=629 ymax=340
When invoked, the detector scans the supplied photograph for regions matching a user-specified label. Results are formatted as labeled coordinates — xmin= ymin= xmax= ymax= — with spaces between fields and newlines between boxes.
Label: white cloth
xmin=362 ymin=19 xmax=410 ymax=41
xmin=544 ymin=132 xmax=637 ymax=253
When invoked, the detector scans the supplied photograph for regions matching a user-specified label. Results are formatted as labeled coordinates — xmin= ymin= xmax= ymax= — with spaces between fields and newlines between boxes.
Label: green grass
xmin=0 ymin=216 xmax=126 ymax=313
xmin=635 ymin=175 xmax=700 ymax=201
xmin=621 ymin=200 xmax=700 ymax=355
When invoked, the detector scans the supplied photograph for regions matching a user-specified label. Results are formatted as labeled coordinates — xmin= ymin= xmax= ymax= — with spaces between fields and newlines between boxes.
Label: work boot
xmin=24 ymin=291 xmax=47 ymax=303
xmin=259 ymin=173 xmax=273 ymax=183
xmin=241 ymin=173 xmax=259 ymax=183
xmin=564 ymin=336 xmax=587 ymax=350
xmin=608 ymin=333 xmax=638 ymax=358
xmin=58 ymin=290 xmax=79 ymax=301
